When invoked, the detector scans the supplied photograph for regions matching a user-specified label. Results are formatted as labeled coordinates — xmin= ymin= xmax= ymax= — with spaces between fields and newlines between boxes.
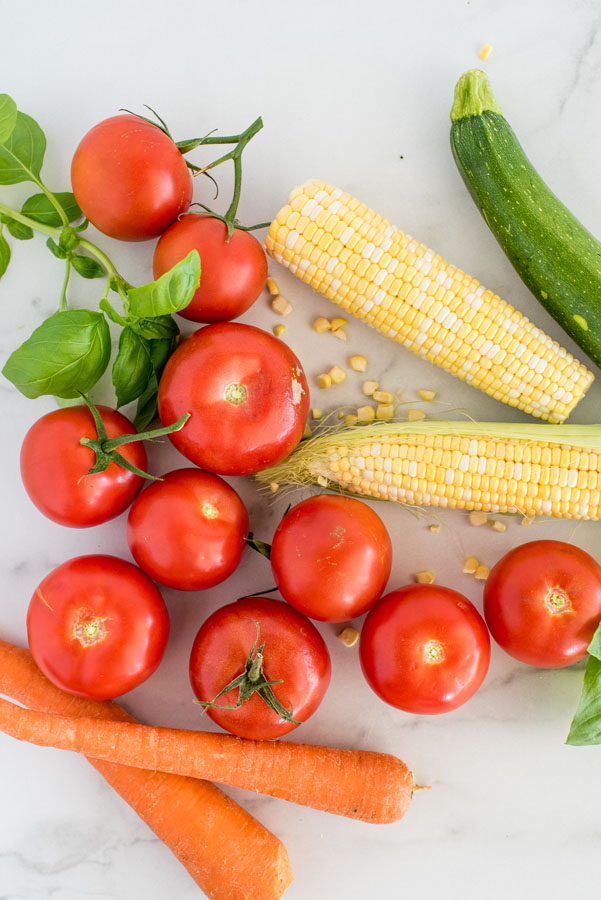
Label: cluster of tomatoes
xmin=18 ymin=110 xmax=601 ymax=742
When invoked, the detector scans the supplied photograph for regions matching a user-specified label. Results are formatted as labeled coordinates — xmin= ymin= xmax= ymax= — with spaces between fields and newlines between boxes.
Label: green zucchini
xmin=450 ymin=69 xmax=601 ymax=371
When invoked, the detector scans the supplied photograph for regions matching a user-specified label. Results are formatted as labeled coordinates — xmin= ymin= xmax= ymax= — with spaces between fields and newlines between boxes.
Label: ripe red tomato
xmin=158 ymin=323 xmax=309 ymax=476
xmin=153 ymin=215 xmax=268 ymax=322
xmin=189 ymin=596 xmax=331 ymax=739
xmin=127 ymin=468 xmax=249 ymax=591
xmin=270 ymin=495 xmax=392 ymax=622
xmin=27 ymin=555 xmax=169 ymax=700
xmin=20 ymin=405 xmax=147 ymax=528
xmin=71 ymin=114 xmax=192 ymax=241
xmin=360 ymin=585 xmax=490 ymax=714
xmin=483 ymin=540 xmax=601 ymax=668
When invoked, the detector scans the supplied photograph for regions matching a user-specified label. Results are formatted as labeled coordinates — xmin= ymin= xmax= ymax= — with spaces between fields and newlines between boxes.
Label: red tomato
xmin=27 ymin=555 xmax=169 ymax=700
xmin=71 ymin=114 xmax=192 ymax=241
xmin=153 ymin=215 xmax=268 ymax=322
xmin=189 ymin=596 xmax=331 ymax=739
xmin=483 ymin=540 xmax=601 ymax=668
xmin=360 ymin=585 xmax=490 ymax=714
xmin=127 ymin=468 xmax=249 ymax=591
xmin=158 ymin=323 xmax=309 ymax=476
xmin=20 ymin=405 xmax=147 ymax=528
xmin=270 ymin=495 xmax=392 ymax=622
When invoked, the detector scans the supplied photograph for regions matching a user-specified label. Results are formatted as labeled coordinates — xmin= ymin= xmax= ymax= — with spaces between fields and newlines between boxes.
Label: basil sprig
xmin=566 ymin=624 xmax=601 ymax=745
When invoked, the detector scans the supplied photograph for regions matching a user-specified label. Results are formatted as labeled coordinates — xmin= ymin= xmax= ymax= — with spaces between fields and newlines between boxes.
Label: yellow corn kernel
xmin=474 ymin=565 xmax=490 ymax=581
xmin=415 ymin=570 xmax=435 ymax=584
xmin=313 ymin=316 xmax=331 ymax=333
xmin=489 ymin=520 xmax=507 ymax=533
xmin=469 ymin=511 xmax=488 ymax=527
xmin=330 ymin=317 xmax=348 ymax=330
xmin=345 ymin=414 xmax=359 ymax=426
xmin=373 ymin=390 xmax=394 ymax=403
xmin=312 ymin=408 xmax=323 ymax=420
xmin=418 ymin=389 xmax=437 ymax=401
xmin=329 ymin=365 xmax=346 ymax=384
xmin=316 ymin=373 xmax=332 ymax=389
xmin=349 ymin=355 xmax=368 ymax=372
xmin=266 ymin=276 xmax=280 ymax=295
xmin=337 ymin=411 xmax=345 ymax=419
xmin=479 ymin=43 xmax=493 ymax=60
xmin=273 ymin=324 xmax=287 ymax=338
xmin=316 ymin=475 xmax=329 ymax=487
xmin=303 ymin=424 xmax=312 ymax=438
xmin=376 ymin=404 xmax=395 ymax=420
xmin=357 ymin=405 xmax=376 ymax=423
xmin=272 ymin=295 xmax=293 ymax=316
xmin=407 ymin=409 xmax=426 ymax=421
xmin=463 ymin=556 xmax=479 ymax=574
xmin=338 ymin=626 xmax=360 ymax=647
xmin=332 ymin=327 xmax=347 ymax=340
xmin=362 ymin=380 xmax=379 ymax=396
xmin=521 ymin=515 xmax=535 ymax=526
xmin=429 ymin=524 xmax=440 ymax=534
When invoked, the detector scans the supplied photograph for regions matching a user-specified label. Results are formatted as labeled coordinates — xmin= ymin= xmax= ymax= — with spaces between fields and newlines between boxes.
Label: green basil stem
xmin=77 ymin=393 xmax=190 ymax=482
xmin=58 ymin=257 xmax=71 ymax=312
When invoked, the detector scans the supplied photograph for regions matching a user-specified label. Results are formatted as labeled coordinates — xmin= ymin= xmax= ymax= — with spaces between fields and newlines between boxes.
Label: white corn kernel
xmin=269 ymin=482 xmax=280 ymax=493
xmin=316 ymin=475 xmax=329 ymax=487
xmin=272 ymin=295 xmax=293 ymax=316
xmin=338 ymin=626 xmax=360 ymax=647
xmin=329 ymin=365 xmax=346 ymax=384
xmin=349 ymin=355 xmax=368 ymax=372
xmin=415 ymin=570 xmax=435 ymax=584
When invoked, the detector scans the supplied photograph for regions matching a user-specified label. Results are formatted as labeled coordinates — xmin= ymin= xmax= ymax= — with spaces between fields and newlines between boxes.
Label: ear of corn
xmin=265 ymin=180 xmax=594 ymax=423
xmin=256 ymin=421 xmax=601 ymax=520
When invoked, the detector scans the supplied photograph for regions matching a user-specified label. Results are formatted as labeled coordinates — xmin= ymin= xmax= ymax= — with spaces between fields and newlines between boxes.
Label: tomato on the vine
xmin=127 ymin=468 xmax=249 ymax=591
xmin=153 ymin=215 xmax=268 ymax=322
xmin=270 ymin=494 xmax=392 ymax=622
xmin=27 ymin=555 xmax=170 ymax=700
xmin=360 ymin=584 xmax=490 ymax=714
xmin=71 ymin=114 xmax=192 ymax=241
xmin=20 ymin=405 xmax=147 ymax=528
xmin=483 ymin=540 xmax=601 ymax=668
xmin=189 ymin=596 xmax=331 ymax=740
xmin=158 ymin=323 xmax=309 ymax=476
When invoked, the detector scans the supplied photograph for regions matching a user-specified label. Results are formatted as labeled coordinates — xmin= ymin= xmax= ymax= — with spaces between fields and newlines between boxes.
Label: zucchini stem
xmin=450 ymin=69 xmax=502 ymax=122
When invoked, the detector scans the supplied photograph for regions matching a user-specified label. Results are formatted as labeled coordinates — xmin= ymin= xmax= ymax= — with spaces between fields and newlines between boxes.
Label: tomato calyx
xmin=195 ymin=620 xmax=301 ymax=725
xmin=71 ymin=607 xmax=111 ymax=647
xmin=77 ymin=394 xmax=190 ymax=482
xmin=544 ymin=585 xmax=573 ymax=616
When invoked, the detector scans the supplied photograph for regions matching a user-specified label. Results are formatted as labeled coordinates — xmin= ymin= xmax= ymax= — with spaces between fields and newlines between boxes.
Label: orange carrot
xmin=0 ymin=687 xmax=413 ymax=823
xmin=0 ymin=640 xmax=292 ymax=900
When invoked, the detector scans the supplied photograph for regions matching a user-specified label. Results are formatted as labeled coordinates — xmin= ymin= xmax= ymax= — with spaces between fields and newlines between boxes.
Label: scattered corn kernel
xmin=313 ymin=316 xmax=331 ymax=333
xmin=415 ymin=570 xmax=435 ymax=584
xmin=469 ymin=511 xmax=488 ymax=527
xmin=269 ymin=482 xmax=279 ymax=493
xmin=329 ymin=365 xmax=346 ymax=384
xmin=337 ymin=411 xmax=345 ymax=419
xmin=316 ymin=373 xmax=332 ymax=389
xmin=330 ymin=317 xmax=348 ymax=330
xmin=376 ymin=404 xmax=395 ymax=421
xmin=521 ymin=515 xmax=535 ymax=527
xmin=372 ymin=390 xmax=394 ymax=403
xmin=479 ymin=43 xmax=493 ymax=60
xmin=475 ymin=564 xmax=490 ymax=581
xmin=303 ymin=424 xmax=312 ymax=438
xmin=417 ymin=389 xmax=437 ymax=402
xmin=357 ymin=405 xmax=376 ymax=423
xmin=490 ymin=520 xmax=507 ymax=533
xmin=332 ymin=327 xmax=347 ymax=341
xmin=312 ymin=408 xmax=322 ymax=420
xmin=316 ymin=475 xmax=329 ymax=487
xmin=463 ymin=556 xmax=479 ymax=575
xmin=349 ymin=355 xmax=368 ymax=372
xmin=362 ymin=380 xmax=379 ymax=396
xmin=429 ymin=524 xmax=440 ymax=534
xmin=272 ymin=295 xmax=293 ymax=316
xmin=266 ymin=276 xmax=280 ymax=295
xmin=345 ymin=414 xmax=358 ymax=426
xmin=338 ymin=626 xmax=360 ymax=648
xmin=407 ymin=408 xmax=426 ymax=421
xmin=273 ymin=324 xmax=287 ymax=337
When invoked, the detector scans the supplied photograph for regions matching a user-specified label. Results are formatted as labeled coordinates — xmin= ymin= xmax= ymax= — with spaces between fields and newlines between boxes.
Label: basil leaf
xmin=1 ymin=214 xmax=33 ymax=240
xmin=588 ymin=623 xmax=601 ymax=660
xmin=58 ymin=225 xmax=79 ymax=253
xmin=71 ymin=254 xmax=105 ymax=279
xmin=2 ymin=309 xmax=110 ymax=399
xmin=112 ymin=327 xmax=153 ymax=407
xmin=0 ymin=110 xmax=46 ymax=185
xmin=134 ymin=374 xmax=160 ymax=430
xmin=0 ymin=94 xmax=18 ymax=145
xmin=566 ymin=622 xmax=601 ymax=746
xmin=21 ymin=192 xmax=82 ymax=226
xmin=46 ymin=237 xmax=67 ymax=259
xmin=127 ymin=249 xmax=200 ymax=318
xmin=133 ymin=315 xmax=179 ymax=341
xmin=0 ymin=230 xmax=10 ymax=277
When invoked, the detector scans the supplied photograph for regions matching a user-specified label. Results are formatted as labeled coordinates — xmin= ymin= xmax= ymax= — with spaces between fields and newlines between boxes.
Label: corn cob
xmin=265 ymin=180 xmax=594 ymax=423
xmin=256 ymin=421 xmax=601 ymax=520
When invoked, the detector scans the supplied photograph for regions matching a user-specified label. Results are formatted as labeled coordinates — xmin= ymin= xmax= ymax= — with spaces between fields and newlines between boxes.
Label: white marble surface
xmin=1 ymin=1 xmax=601 ymax=897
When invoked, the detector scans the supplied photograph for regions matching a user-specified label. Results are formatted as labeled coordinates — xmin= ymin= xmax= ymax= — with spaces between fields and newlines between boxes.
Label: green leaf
xmin=566 ymin=622 xmax=601 ymax=746
xmin=71 ymin=254 xmax=105 ymax=279
xmin=588 ymin=624 xmax=601 ymax=661
xmin=0 ymin=94 xmax=18 ymax=145
xmin=0 ymin=230 xmax=10 ymax=277
xmin=2 ymin=309 xmax=111 ymax=399
xmin=21 ymin=192 xmax=82 ymax=226
xmin=112 ymin=327 xmax=153 ymax=408
xmin=1 ymin=214 xmax=33 ymax=240
xmin=127 ymin=249 xmax=200 ymax=318
xmin=134 ymin=374 xmax=160 ymax=430
xmin=46 ymin=236 xmax=67 ymax=259
xmin=0 ymin=110 xmax=46 ymax=185
xmin=58 ymin=225 xmax=79 ymax=254
xmin=132 ymin=314 xmax=179 ymax=341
